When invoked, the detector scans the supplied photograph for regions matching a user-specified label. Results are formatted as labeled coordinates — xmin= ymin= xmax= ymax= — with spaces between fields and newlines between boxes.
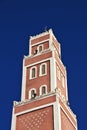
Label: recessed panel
xmin=16 ymin=106 xmax=54 ymax=130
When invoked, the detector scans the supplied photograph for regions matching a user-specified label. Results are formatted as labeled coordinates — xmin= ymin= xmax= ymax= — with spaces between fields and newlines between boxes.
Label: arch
xmin=29 ymin=88 xmax=36 ymax=99
xmin=39 ymin=63 xmax=47 ymax=76
xmin=38 ymin=44 xmax=43 ymax=52
xmin=39 ymin=85 xmax=47 ymax=96
xmin=30 ymin=66 xmax=37 ymax=79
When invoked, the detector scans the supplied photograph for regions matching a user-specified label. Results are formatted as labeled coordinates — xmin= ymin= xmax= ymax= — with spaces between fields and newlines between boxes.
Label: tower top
xmin=30 ymin=28 xmax=52 ymax=38
xmin=28 ymin=28 xmax=61 ymax=60
xmin=30 ymin=28 xmax=59 ymax=43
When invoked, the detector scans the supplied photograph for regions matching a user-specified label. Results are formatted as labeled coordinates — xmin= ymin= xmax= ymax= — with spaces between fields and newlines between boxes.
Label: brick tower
xmin=11 ymin=29 xmax=78 ymax=130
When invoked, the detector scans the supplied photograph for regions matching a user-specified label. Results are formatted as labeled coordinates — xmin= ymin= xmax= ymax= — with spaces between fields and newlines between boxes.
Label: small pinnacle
xmin=44 ymin=26 xmax=47 ymax=32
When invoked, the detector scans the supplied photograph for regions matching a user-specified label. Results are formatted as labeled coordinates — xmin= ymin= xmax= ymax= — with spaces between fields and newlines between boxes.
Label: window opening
xmin=32 ymin=68 xmax=35 ymax=78
xmin=39 ymin=45 xmax=42 ymax=52
xmin=31 ymin=90 xmax=36 ymax=99
xmin=42 ymin=86 xmax=46 ymax=95
xmin=42 ymin=64 xmax=45 ymax=74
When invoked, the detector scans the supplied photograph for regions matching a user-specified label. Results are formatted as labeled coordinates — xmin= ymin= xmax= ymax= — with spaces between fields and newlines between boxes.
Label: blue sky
xmin=0 ymin=0 xmax=87 ymax=130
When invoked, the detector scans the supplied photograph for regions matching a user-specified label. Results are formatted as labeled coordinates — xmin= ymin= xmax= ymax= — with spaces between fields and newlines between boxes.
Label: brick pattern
xmin=61 ymin=108 xmax=76 ymax=130
xmin=59 ymin=99 xmax=76 ymax=126
xmin=31 ymin=34 xmax=50 ymax=45
xmin=24 ymin=51 xmax=52 ymax=66
xmin=16 ymin=106 xmax=54 ymax=130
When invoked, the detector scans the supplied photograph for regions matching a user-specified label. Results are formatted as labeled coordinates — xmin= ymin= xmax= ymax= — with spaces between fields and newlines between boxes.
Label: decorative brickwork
xmin=16 ymin=106 xmax=53 ymax=130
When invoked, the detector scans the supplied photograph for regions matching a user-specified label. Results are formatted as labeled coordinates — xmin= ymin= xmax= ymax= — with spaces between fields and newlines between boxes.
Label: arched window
xmin=29 ymin=88 xmax=36 ymax=99
xmin=42 ymin=64 xmax=45 ymax=74
xmin=30 ymin=66 xmax=37 ymax=79
xmin=31 ymin=90 xmax=35 ymax=98
xmin=42 ymin=86 xmax=46 ymax=95
xmin=39 ymin=63 xmax=47 ymax=76
xmin=38 ymin=45 xmax=43 ymax=52
xmin=39 ymin=45 xmax=42 ymax=52
xmin=40 ymin=85 xmax=47 ymax=95
xmin=32 ymin=68 xmax=35 ymax=78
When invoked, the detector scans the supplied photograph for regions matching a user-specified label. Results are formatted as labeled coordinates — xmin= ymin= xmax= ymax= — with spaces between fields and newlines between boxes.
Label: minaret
xmin=11 ymin=29 xmax=77 ymax=130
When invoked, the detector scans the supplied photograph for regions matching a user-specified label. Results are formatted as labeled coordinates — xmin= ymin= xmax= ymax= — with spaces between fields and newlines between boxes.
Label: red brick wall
xmin=31 ymin=34 xmax=50 ymax=45
xmin=54 ymin=51 xmax=67 ymax=99
xmin=61 ymin=108 xmax=76 ymax=130
xmin=52 ymin=36 xmax=60 ymax=56
xmin=54 ymin=51 xmax=66 ymax=75
xmin=32 ymin=41 xmax=49 ymax=55
xmin=59 ymin=99 xmax=77 ymax=126
xmin=24 ymin=51 xmax=52 ymax=66
xmin=56 ymin=62 xmax=67 ymax=99
xmin=26 ymin=60 xmax=50 ymax=99
xmin=15 ymin=95 xmax=56 ymax=114
xmin=16 ymin=106 xmax=54 ymax=130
